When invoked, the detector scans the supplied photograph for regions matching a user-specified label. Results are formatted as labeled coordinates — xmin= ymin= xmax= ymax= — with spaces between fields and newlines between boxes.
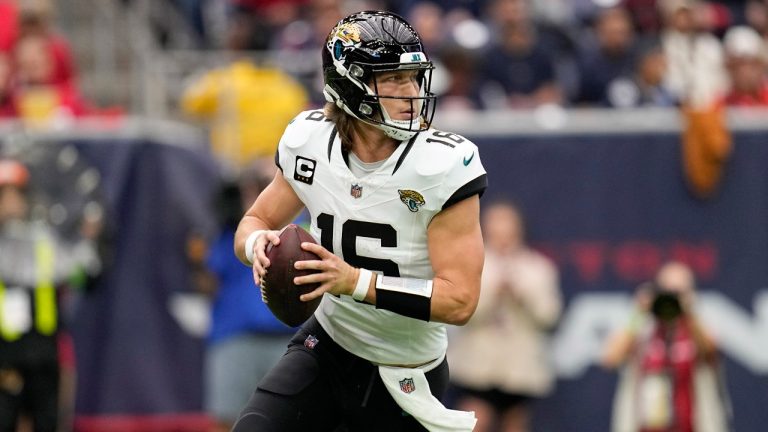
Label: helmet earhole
xmin=349 ymin=65 xmax=364 ymax=78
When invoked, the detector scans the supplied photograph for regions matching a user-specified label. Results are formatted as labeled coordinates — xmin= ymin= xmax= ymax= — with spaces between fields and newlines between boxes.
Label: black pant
xmin=232 ymin=317 xmax=449 ymax=432
xmin=0 ymin=335 xmax=59 ymax=432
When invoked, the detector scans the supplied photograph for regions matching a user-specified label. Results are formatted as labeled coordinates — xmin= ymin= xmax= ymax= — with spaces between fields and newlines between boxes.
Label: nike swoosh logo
xmin=463 ymin=152 xmax=475 ymax=166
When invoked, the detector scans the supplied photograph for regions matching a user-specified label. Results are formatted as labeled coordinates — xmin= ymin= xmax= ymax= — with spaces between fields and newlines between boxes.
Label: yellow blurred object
xmin=181 ymin=60 xmax=309 ymax=167
xmin=681 ymin=105 xmax=732 ymax=200
xmin=16 ymin=86 xmax=59 ymax=127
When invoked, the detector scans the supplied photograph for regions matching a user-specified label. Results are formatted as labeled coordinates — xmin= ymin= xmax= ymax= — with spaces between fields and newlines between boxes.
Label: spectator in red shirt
xmin=0 ymin=0 xmax=19 ymax=52
xmin=1 ymin=0 xmax=77 ymax=86
xmin=723 ymin=25 xmax=768 ymax=106
xmin=11 ymin=34 xmax=90 ymax=125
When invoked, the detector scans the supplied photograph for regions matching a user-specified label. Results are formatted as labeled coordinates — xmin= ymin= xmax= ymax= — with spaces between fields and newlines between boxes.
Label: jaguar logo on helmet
xmin=333 ymin=22 xmax=361 ymax=45
xmin=328 ymin=22 xmax=361 ymax=61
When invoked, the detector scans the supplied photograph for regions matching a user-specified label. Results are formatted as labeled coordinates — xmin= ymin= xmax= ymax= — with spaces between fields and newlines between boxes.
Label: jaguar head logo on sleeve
xmin=398 ymin=189 xmax=425 ymax=212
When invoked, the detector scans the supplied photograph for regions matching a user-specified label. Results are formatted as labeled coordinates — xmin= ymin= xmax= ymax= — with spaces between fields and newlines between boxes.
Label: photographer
xmin=601 ymin=261 xmax=730 ymax=432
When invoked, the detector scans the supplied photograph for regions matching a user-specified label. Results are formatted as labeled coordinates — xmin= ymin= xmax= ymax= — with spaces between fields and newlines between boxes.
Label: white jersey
xmin=276 ymin=109 xmax=487 ymax=365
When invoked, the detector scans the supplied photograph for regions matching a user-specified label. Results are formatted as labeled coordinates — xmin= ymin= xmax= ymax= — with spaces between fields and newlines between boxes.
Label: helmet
xmin=0 ymin=159 xmax=29 ymax=188
xmin=322 ymin=11 xmax=436 ymax=141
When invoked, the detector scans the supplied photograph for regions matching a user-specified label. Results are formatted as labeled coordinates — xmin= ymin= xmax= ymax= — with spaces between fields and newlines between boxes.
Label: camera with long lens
xmin=650 ymin=288 xmax=683 ymax=321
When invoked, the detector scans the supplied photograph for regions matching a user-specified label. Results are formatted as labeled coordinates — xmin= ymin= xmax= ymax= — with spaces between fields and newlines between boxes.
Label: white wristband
xmin=352 ymin=269 xmax=373 ymax=301
xmin=244 ymin=230 xmax=266 ymax=264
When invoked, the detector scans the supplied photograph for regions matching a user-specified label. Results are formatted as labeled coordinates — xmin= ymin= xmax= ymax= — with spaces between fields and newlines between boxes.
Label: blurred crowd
xmin=0 ymin=0 xmax=97 ymax=127
xmin=159 ymin=0 xmax=768 ymax=112
xmin=1 ymin=0 xmax=766 ymax=131
xmin=164 ymin=0 xmax=768 ymax=171
xmin=0 ymin=0 xmax=766 ymax=168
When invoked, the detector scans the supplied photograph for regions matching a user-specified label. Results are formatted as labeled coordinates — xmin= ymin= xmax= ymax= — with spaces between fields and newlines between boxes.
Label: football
xmin=262 ymin=224 xmax=322 ymax=327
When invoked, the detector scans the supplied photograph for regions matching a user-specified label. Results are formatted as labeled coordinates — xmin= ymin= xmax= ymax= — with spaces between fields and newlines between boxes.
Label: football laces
xmin=260 ymin=280 xmax=269 ymax=303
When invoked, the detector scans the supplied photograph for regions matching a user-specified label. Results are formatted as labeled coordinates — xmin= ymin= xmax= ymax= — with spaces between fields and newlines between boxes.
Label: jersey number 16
xmin=317 ymin=213 xmax=401 ymax=277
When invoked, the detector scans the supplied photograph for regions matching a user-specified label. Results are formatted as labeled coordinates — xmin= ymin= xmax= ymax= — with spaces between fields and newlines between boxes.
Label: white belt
xmin=378 ymin=353 xmax=477 ymax=432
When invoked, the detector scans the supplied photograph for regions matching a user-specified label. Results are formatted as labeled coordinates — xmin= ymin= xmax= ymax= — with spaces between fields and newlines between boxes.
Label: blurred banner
xmin=477 ymin=129 xmax=768 ymax=432
xmin=68 ymin=135 xmax=219 ymax=421
xmin=3 ymin=121 xmax=766 ymax=431
xmin=0 ymin=125 xmax=219 ymax=430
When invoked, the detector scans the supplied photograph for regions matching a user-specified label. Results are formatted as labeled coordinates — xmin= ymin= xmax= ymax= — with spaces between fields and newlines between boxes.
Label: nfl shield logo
xmin=350 ymin=184 xmax=363 ymax=199
xmin=304 ymin=335 xmax=319 ymax=349
xmin=399 ymin=378 xmax=416 ymax=394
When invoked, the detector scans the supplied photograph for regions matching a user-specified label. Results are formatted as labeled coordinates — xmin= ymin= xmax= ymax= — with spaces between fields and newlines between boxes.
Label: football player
xmin=233 ymin=10 xmax=487 ymax=432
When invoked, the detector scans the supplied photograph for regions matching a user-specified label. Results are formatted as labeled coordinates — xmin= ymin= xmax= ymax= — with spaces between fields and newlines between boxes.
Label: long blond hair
xmin=324 ymin=102 xmax=363 ymax=152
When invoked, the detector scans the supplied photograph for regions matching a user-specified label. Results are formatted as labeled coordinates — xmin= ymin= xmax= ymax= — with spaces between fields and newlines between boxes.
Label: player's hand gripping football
xmin=251 ymin=230 xmax=282 ymax=284
xmin=293 ymin=242 xmax=358 ymax=302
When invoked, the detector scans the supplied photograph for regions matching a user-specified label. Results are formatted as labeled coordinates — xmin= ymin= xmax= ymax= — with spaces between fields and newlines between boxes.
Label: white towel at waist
xmin=378 ymin=354 xmax=477 ymax=432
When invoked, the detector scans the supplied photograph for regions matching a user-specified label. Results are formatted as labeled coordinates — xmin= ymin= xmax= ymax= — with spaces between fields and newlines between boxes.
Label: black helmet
xmin=322 ymin=11 xmax=436 ymax=140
